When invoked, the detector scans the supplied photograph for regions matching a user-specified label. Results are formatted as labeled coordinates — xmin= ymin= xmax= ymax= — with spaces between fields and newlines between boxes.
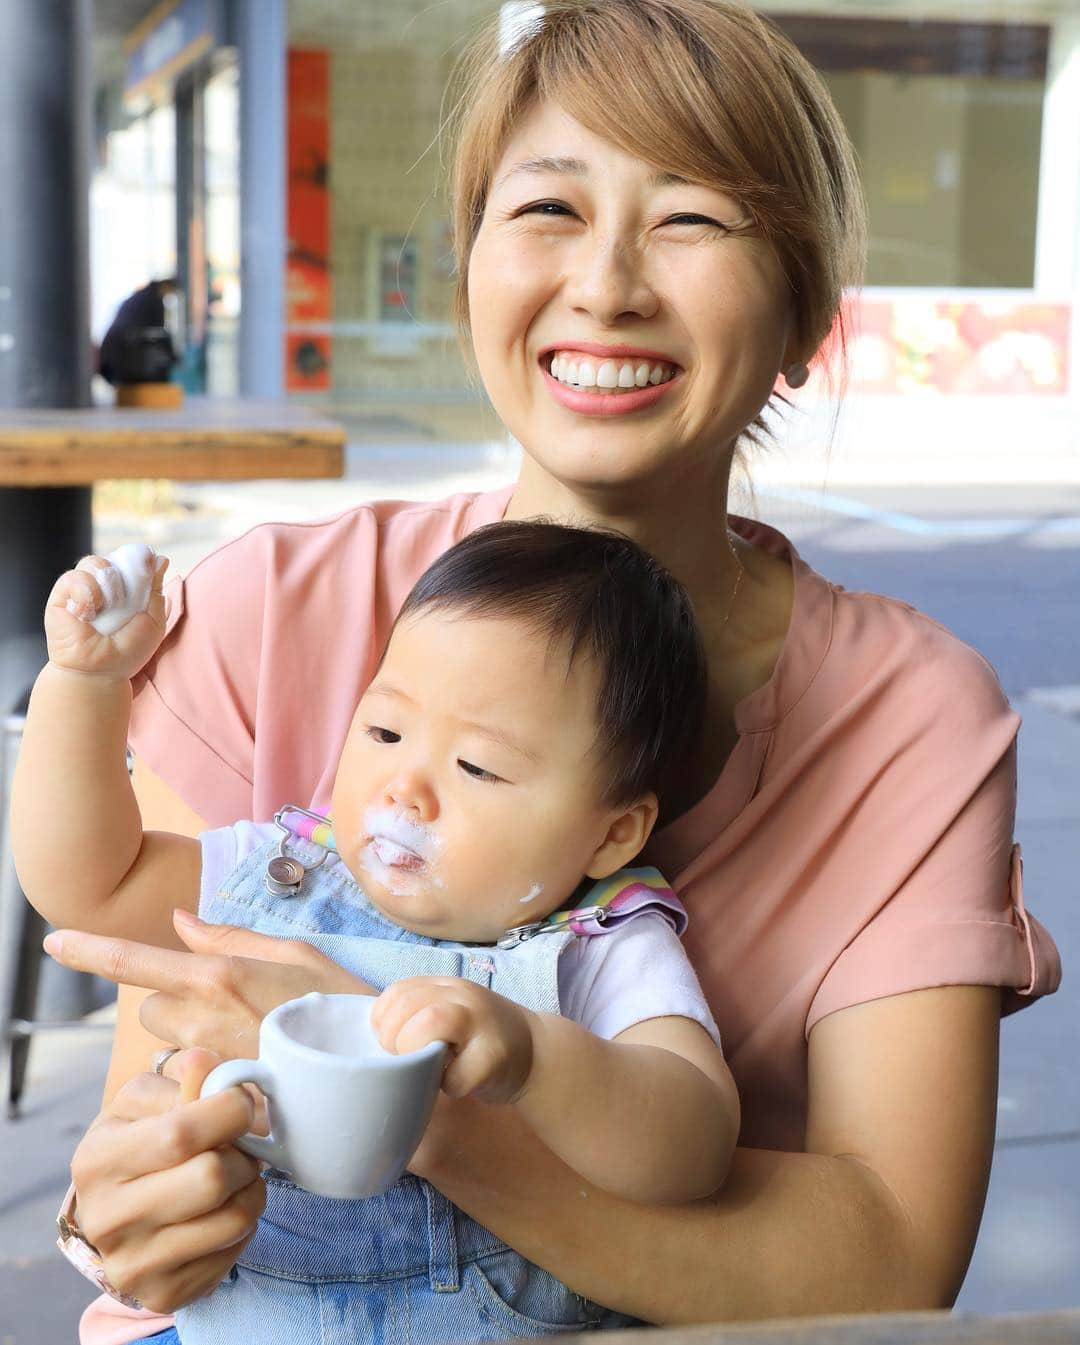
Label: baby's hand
xmin=371 ymin=977 xmax=535 ymax=1105
xmin=45 ymin=544 xmax=169 ymax=680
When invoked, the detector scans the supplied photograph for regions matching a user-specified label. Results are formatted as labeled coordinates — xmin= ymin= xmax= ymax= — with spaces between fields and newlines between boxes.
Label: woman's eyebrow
xmin=495 ymin=155 xmax=689 ymax=190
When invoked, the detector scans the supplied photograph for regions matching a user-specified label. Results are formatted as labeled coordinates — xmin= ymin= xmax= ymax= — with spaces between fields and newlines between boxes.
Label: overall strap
xmin=498 ymin=866 xmax=687 ymax=948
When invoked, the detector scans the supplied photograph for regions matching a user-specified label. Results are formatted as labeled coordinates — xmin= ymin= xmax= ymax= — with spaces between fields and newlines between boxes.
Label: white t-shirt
xmin=201 ymin=821 xmax=721 ymax=1047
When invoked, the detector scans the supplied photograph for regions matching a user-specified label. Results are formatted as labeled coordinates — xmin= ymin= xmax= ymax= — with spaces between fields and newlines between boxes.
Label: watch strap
xmin=56 ymin=1183 xmax=144 ymax=1310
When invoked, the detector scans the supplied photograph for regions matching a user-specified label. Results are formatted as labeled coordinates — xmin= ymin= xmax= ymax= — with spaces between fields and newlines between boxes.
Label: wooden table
xmin=0 ymin=395 xmax=345 ymax=1112
xmin=602 ymin=1310 xmax=1080 ymax=1345
xmin=0 ymin=396 xmax=344 ymax=485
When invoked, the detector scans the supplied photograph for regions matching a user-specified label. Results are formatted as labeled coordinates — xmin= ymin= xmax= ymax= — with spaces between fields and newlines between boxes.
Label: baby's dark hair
xmin=396 ymin=521 xmax=708 ymax=808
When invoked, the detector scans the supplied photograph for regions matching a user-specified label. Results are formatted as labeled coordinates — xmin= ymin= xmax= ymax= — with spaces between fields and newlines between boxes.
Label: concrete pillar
xmin=236 ymin=0 xmax=286 ymax=398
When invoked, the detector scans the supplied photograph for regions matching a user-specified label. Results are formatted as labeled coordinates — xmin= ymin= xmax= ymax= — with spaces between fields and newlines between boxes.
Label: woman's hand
xmin=71 ymin=1048 xmax=266 ymax=1313
xmin=372 ymin=976 xmax=535 ymax=1103
xmin=44 ymin=911 xmax=375 ymax=1060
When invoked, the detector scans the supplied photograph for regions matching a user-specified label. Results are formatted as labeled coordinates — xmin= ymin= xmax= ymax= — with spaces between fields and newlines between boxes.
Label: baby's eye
xmin=365 ymin=725 xmax=401 ymax=744
xmin=458 ymin=759 xmax=504 ymax=784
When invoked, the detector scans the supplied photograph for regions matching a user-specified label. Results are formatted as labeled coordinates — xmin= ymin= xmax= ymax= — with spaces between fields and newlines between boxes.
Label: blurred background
xmin=0 ymin=0 xmax=1077 ymax=1339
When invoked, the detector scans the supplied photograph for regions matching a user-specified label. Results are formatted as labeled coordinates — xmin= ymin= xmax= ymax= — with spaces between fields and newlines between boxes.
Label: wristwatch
xmin=56 ymin=1184 xmax=144 ymax=1310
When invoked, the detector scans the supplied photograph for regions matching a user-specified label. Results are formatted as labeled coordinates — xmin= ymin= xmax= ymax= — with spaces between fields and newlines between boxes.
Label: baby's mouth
xmin=368 ymin=836 xmax=425 ymax=871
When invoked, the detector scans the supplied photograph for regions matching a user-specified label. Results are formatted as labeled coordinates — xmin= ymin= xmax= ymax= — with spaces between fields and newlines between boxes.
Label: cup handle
xmin=200 ymin=1058 xmax=288 ymax=1169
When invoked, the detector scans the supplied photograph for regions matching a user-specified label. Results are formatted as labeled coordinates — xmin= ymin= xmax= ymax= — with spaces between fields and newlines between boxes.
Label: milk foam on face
xmin=78 ymin=543 xmax=157 ymax=636
xmin=363 ymin=808 xmax=440 ymax=866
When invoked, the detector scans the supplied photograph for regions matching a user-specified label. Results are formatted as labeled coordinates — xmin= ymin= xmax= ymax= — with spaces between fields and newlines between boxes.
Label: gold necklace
xmin=719 ymin=539 xmax=744 ymax=631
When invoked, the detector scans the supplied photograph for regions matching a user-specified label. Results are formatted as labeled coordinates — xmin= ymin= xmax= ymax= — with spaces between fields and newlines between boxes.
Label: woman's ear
xmin=585 ymin=793 xmax=659 ymax=880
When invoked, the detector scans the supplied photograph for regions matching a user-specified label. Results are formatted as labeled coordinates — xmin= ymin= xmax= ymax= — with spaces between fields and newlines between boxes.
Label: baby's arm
xmin=11 ymin=548 xmax=201 ymax=949
xmin=373 ymin=977 xmax=739 ymax=1205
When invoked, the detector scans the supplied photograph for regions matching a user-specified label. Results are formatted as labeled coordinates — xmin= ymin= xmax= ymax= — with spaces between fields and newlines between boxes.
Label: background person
xmin=44 ymin=3 xmax=1059 ymax=1341
xmin=97 ymin=277 xmax=178 ymax=386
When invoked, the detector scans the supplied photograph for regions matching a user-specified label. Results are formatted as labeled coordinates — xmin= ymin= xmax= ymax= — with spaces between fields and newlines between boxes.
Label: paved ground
xmin=1 ymin=457 xmax=1076 ymax=1341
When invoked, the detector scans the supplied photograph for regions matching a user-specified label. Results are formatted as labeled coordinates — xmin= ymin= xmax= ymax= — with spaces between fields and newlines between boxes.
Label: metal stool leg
xmin=0 ymin=713 xmax=29 ymax=1114
xmin=8 ymin=902 xmax=46 ymax=1116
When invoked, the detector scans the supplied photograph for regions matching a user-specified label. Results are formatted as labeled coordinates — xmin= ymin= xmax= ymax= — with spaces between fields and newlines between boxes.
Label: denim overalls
xmin=174 ymin=833 xmax=641 ymax=1345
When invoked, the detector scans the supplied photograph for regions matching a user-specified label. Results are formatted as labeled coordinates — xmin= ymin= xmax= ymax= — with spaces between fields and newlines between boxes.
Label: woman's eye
xmin=365 ymin=726 xmax=400 ymax=744
xmin=519 ymin=201 xmax=575 ymax=218
xmin=458 ymin=758 xmax=503 ymax=784
xmin=666 ymin=213 xmax=724 ymax=228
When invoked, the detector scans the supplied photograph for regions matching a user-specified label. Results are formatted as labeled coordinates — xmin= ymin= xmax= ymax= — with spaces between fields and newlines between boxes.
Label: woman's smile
xmin=538 ymin=341 xmax=684 ymax=417
xmin=540 ymin=354 xmax=684 ymax=417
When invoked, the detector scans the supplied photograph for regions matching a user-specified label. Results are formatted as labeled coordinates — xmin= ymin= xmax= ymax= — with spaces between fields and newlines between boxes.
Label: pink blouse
xmin=83 ymin=487 xmax=1059 ymax=1343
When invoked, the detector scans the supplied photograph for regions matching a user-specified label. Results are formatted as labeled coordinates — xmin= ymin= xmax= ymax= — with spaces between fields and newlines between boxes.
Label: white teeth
xmin=547 ymin=351 xmax=676 ymax=393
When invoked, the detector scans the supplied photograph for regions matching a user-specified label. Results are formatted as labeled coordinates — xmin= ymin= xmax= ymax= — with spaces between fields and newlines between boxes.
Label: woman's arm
xmin=412 ymin=985 xmax=1000 ymax=1323
xmin=100 ymin=759 xmax=211 ymax=1105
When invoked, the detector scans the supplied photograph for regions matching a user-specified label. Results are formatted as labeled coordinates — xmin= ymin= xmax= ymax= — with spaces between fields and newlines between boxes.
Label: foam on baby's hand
xmin=84 ymin=543 xmax=157 ymax=635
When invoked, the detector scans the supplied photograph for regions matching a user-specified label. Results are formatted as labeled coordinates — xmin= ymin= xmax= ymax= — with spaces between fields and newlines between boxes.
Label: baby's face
xmin=330 ymin=609 xmax=629 ymax=942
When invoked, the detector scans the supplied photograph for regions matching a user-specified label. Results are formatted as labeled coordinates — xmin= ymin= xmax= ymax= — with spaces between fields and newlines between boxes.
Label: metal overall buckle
xmin=265 ymin=805 xmax=333 ymax=897
xmin=496 ymin=906 xmax=605 ymax=950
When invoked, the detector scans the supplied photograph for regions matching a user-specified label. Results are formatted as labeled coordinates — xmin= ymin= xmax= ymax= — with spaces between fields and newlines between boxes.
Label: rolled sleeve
xmin=806 ymin=666 xmax=1061 ymax=1037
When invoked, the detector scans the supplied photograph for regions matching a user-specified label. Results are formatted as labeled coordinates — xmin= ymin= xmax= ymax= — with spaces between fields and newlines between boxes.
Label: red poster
xmin=286 ymin=50 xmax=331 ymax=391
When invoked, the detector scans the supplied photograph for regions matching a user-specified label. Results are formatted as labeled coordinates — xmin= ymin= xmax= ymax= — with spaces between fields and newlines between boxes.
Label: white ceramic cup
xmin=200 ymin=992 xmax=447 ymax=1199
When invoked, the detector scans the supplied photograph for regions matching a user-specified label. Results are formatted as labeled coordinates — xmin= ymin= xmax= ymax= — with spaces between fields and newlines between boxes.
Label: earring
xmin=783 ymin=362 xmax=809 ymax=389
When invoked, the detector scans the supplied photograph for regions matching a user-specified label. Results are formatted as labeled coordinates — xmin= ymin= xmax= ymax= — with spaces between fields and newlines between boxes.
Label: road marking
xmin=760 ymin=485 xmax=1080 ymax=539
xmin=1027 ymin=687 xmax=1080 ymax=719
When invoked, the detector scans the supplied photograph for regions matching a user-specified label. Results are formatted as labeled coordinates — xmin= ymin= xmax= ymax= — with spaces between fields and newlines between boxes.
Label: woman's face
xmin=468 ymin=100 xmax=799 ymax=494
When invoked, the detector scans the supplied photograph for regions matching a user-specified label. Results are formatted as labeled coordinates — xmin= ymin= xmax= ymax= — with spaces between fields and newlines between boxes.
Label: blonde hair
xmin=446 ymin=0 xmax=865 ymax=370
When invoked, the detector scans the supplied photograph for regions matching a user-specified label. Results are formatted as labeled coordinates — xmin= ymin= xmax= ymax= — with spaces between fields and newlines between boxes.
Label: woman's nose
xmin=385 ymin=766 xmax=438 ymax=821
xmin=564 ymin=234 xmax=659 ymax=325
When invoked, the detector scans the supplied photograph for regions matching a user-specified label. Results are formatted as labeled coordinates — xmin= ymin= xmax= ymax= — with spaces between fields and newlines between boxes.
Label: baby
xmin=14 ymin=520 xmax=738 ymax=1345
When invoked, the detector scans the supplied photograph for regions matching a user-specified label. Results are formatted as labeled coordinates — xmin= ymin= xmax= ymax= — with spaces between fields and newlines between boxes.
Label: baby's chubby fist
xmin=45 ymin=543 xmax=170 ymax=680
xmin=371 ymin=976 xmax=535 ymax=1105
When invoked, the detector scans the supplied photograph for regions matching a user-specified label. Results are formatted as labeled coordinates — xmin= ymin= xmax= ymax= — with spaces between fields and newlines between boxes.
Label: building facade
xmin=93 ymin=0 xmax=1080 ymax=477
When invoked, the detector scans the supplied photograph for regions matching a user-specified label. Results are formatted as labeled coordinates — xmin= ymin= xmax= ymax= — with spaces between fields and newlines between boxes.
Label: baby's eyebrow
xmin=365 ymin=684 xmax=413 ymax=705
xmin=365 ymin=685 xmax=542 ymax=765
xmin=457 ymin=719 xmax=543 ymax=766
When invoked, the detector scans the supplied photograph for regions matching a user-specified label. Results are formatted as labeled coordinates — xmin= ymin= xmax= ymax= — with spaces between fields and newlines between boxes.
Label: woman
xmin=55 ymin=2 xmax=1058 ymax=1339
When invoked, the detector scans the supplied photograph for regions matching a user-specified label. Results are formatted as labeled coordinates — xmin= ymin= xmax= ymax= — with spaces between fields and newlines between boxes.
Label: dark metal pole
xmin=0 ymin=0 xmax=94 ymax=707
xmin=0 ymin=0 xmax=97 ymax=1102
xmin=0 ymin=0 xmax=92 ymax=411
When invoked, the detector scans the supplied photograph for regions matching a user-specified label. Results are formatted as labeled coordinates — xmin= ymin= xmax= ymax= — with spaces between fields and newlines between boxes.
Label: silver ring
xmin=151 ymin=1046 xmax=182 ymax=1076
